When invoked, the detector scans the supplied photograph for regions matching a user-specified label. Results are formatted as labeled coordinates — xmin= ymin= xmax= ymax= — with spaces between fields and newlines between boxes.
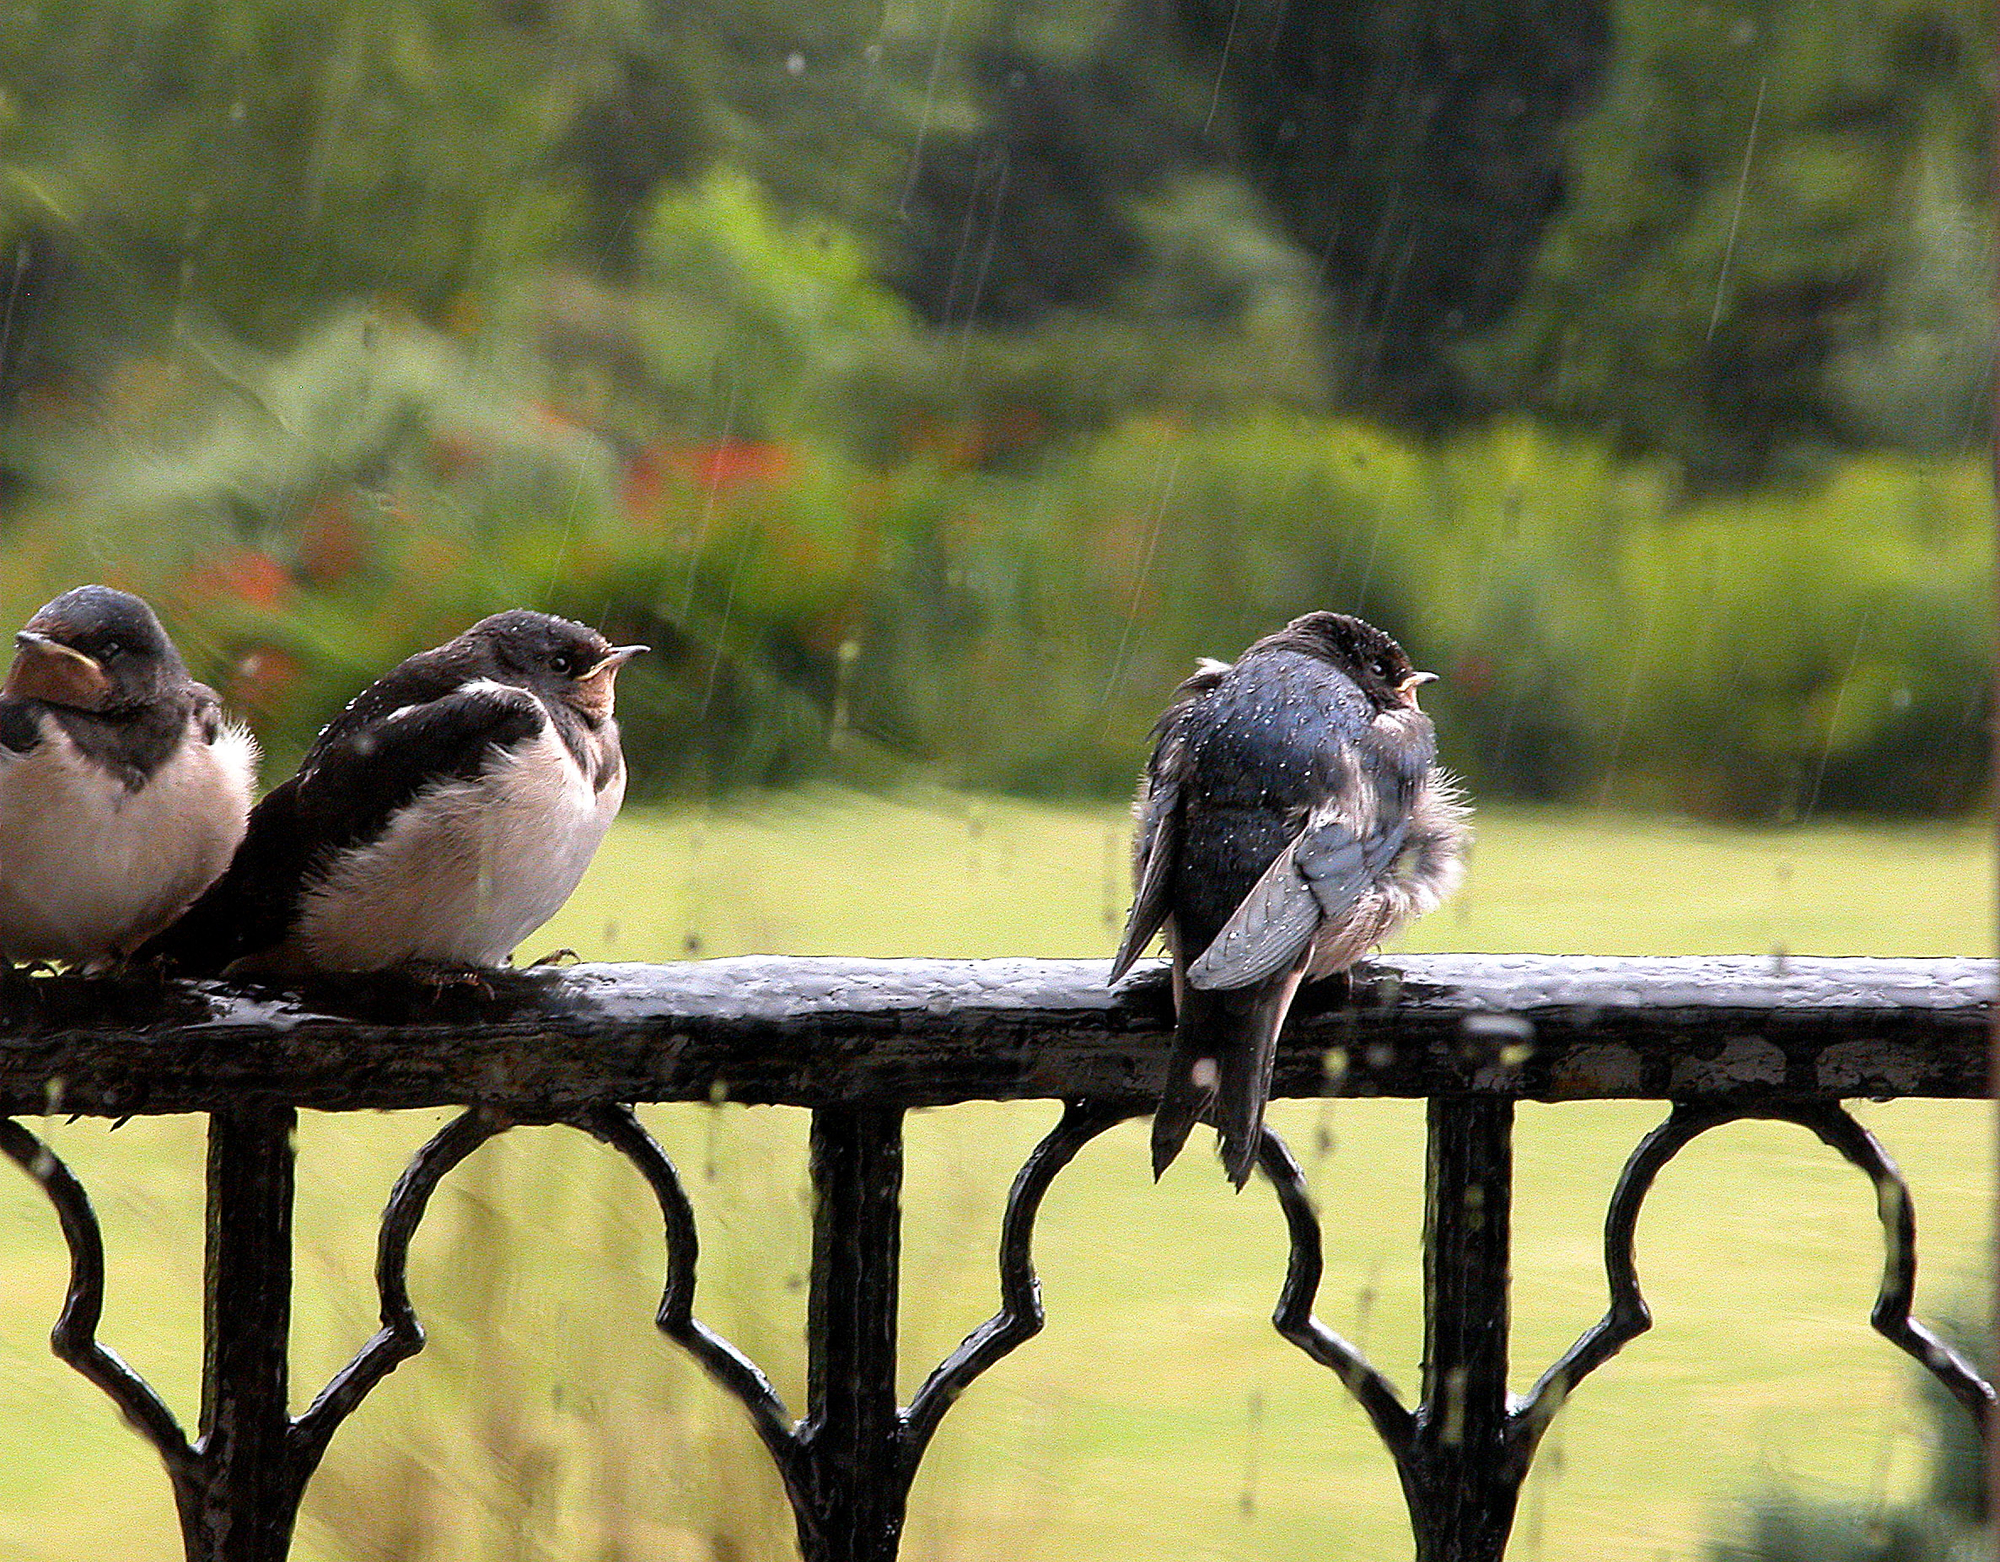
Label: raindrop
xmin=1707 ymin=76 xmax=1767 ymax=342
xmin=1239 ymin=1387 xmax=1264 ymax=1516
xmin=1353 ymin=1259 xmax=1383 ymax=1352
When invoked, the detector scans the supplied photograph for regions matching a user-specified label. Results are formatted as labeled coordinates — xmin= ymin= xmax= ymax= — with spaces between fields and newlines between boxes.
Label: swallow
xmin=0 ymin=586 xmax=257 ymax=965
xmin=142 ymin=610 xmax=644 ymax=976
xmin=1110 ymin=611 xmax=1470 ymax=1188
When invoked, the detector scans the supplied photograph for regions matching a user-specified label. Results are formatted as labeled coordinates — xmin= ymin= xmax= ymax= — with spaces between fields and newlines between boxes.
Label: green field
xmin=0 ymin=792 xmax=1990 ymax=1561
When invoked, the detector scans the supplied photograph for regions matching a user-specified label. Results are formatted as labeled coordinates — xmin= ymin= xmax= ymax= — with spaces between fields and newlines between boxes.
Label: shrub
xmin=20 ymin=321 xmax=1993 ymax=816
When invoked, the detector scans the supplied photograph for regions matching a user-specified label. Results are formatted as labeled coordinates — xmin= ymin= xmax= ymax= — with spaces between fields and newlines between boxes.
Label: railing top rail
xmin=0 ymin=954 xmax=1987 ymax=1118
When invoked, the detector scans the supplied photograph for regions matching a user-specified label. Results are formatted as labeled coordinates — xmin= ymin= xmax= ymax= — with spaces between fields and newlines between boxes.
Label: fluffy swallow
xmin=0 ymin=586 xmax=256 ymax=964
xmin=143 ymin=610 xmax=643 ymax=976
xmin=1110 ymin=611 xmax=1470 ymax=1187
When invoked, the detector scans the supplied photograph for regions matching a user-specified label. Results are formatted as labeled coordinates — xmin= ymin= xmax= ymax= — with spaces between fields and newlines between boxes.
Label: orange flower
xmin=182 ymin=550 xmax=295 ymax=609
xmin=428 ymin=432 xmax=487 ymax=480
xmin=1451 ymin=655 xmax=1497 ymax=697
xmin=624 ymin=440 xmax=797 ymax=524
xmin=658 ymin=439 xmax=796 ymax=490
xmin=621 ymin=443 xmax=670 ymax=522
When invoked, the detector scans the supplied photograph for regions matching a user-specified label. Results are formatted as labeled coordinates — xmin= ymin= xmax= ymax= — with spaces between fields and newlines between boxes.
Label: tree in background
xmin=1460 ymin=0 xmax=1994 ymax=482
xmin=2 ymin=0 xmax=1992 ymax=472
xmin=1166 ymin=0 xmax=1613 ymax=417
xmin=0 ymin=0 xmax=1988 ymax=813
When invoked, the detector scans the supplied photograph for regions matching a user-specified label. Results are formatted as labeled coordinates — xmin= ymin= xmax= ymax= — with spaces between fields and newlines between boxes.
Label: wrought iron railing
xmin=0 ymin=954 xmax=1991 ymax=1562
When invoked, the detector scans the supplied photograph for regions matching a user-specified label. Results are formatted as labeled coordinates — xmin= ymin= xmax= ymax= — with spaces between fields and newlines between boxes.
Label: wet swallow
xmin=0 ymin=586 xmax=257 ymax=964
xmin=1110 ymin=611 xmax=1470 ymax=1187
xmin=143 ymin=610 xmax=644 ymax=976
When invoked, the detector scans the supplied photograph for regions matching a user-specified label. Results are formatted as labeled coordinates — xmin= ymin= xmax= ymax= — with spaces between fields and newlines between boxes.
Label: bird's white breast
xmin=294 ymin=721 xmax=623 ymax=971
xmin=0 ymin=718 xmax=257 ymax=963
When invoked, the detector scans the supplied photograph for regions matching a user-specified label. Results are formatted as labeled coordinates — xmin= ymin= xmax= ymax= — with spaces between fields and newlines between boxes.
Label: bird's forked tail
xmin=1151 ymin=973 xmax=1303 ymax=1189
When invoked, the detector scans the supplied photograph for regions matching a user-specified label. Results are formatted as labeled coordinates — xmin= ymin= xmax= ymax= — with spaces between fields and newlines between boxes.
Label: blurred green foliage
xmin=0 ymin=0 xmax=1988 ymax=814
xmin=1710 ymin=1312 xmax=1988 ymax=1562
xmin=1465 ymin=0 xmax=1994 ymax=480
xmin=6 ymin=306 xmax=1986 ymax=815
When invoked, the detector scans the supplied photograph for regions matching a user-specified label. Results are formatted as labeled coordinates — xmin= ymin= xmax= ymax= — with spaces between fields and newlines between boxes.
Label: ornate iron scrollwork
xmin=568 ymin=1101 xmax=802 ymax=1481
xmin=1518 ymin=1099 xmax=1994 ymax=1445
xmin=571 ymin=1100 xmax=1127 ymax=1560
xmin=0 ymin=1118 xmax=199 ymax=1492
xmin=1261 ymin=1096 xmax=1994 ymax=1562
xmin=3 ymin=950 xmax=1988 ymax=1562
xmin=1258 ymin=1125 xmax=1414 ymax=1460
xmin=294 ymin=1105 xmax=513 ymax=1473
xmin=4 ymin=1106 xmax=523 ymax=1560
xmin=901 ymin=1100 xmax=1131 ymax=1470
xmin=254 ymin=1098 xmax=1125 ymax=1562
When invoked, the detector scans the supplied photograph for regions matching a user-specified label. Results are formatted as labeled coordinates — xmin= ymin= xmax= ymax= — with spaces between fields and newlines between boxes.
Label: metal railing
xmin=0 ymin=954 xmax=1991 ymax=1562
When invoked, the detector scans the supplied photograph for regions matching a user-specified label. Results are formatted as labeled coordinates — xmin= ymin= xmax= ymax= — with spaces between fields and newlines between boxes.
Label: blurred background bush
xmin=0 ymin=4 xmax=1994 ymax=1560
xmin=0 ymin=0 xmax=1987 ymax=815
xmin=1710 ymin=1311 xmax=1989 ymax=1562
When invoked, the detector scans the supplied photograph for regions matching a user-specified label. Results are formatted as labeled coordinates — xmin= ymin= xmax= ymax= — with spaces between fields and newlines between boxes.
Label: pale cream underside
xmin=0 ymin=719 xmax=257 ymax=961
xmin=290 ymin=724 xmax=623 ymax=971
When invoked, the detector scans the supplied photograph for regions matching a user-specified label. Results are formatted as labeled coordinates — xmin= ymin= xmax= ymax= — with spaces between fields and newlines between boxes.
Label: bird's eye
xmin=549 ymin=652 xmax=578 ymax=677
xmin=1372 ymin=657 xmax=1391 ymax=680
xmin=100 ymin=640 xmax=123 ymax=660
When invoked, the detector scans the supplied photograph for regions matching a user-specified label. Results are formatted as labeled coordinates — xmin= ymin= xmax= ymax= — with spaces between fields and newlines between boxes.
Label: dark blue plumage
xmin=1111 ymin=612 xmax=1469 ymax=1187
xmin=1173 ymin=649 xmax=1398 ymax=957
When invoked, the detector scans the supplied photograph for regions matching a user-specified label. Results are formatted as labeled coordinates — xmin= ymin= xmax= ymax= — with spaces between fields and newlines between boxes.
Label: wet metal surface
xmin=0 ymin=954 xmax=1987 ymax=1115
xmin=0 ymin=954 xmax=1990 ymax=1561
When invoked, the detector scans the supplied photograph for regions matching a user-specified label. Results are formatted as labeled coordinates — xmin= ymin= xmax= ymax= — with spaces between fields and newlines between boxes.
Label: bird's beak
xmin=596 ymin=644 xmax=649 ymax=674
xmin=568 ymin=644 xmax=648 ymax=719
xmin=3 ymin=630 xmax=111 ymax=709
xmin=1396 ymin=669 xmax=1439 ymax=709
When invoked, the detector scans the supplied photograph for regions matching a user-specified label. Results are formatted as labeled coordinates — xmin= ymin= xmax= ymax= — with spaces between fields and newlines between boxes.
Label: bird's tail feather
xmin=1152 ymin=973 xmax=1303 ymax=1189
xmin=1150 ymin=1026 xmax=1215 ymax=1181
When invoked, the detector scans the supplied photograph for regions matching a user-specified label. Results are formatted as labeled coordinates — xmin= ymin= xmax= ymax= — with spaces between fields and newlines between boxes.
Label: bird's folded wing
xmin=298 ymin=682 xmax=544 ymax=842
xmin=140 ymin=683 xmax=544 ymax=971
xmin=1185 ymin=817 xmax=1407 ymax=991
xmin=1108 ymin=774 xmax=1178 ymax=985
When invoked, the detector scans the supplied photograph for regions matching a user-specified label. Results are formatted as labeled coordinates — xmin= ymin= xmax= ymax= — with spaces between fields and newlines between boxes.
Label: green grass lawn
xmin=0 ymin=791 xmax=1990 ymax=1562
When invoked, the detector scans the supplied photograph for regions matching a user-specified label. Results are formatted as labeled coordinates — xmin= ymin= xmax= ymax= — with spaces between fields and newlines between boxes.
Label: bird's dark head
xmin=465 ymin=610 xmax=647 ymax=725
xmin=3 ymin=586 xmax=188 ymax=713
xmin=1281 ymin=611 xmax=1436 ymax=711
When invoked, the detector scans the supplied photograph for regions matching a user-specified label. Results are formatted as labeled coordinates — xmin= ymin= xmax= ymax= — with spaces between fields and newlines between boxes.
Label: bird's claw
xmin=401 ymin=960 xmax=496 ymax=1001
xmin=527 ymin=947 xmax=580 ymax=968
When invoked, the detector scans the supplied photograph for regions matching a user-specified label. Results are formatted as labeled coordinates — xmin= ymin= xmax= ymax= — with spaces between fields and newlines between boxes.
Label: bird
xmin=0 ymin=585 xmax=258 ymax=965
xmin=141 ymin=610 xmax=644 ymax=976
xmin=1109 ymin=611 xmax=1469 ymax=1188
